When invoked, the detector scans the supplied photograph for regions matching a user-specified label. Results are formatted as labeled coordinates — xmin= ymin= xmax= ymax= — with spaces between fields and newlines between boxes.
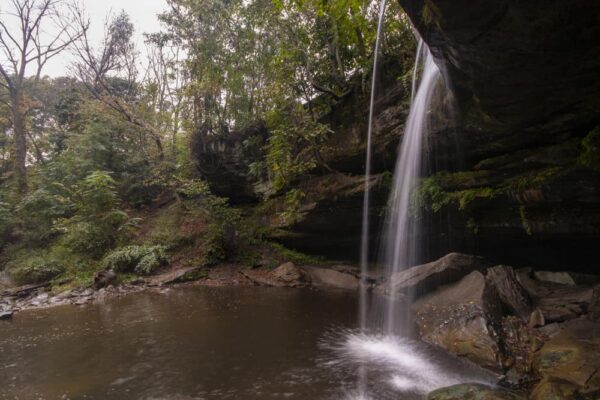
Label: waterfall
xmin=381 ymin=43 xmax=440 ymax=334
xmin=360 ymin=34 xmax=441 ymax=335
xmin=359 ymin=0 xmax=387 ymax=331
xmin=338 ymin=27 xmax=492 ymax=400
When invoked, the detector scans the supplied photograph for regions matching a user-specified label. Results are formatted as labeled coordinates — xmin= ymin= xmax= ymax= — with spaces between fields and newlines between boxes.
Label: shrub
xmin=7 ymin=256 xmax=65 ymax=285
xmin=103 ymin=245 xmax=169 ymax=275
xmin=58 ymin=171 xmax=134 ymax=258
xmin=16 ymin=188 xmax=74 ymax=242
xmin=0 ymin=201 xmax=15 ymax=248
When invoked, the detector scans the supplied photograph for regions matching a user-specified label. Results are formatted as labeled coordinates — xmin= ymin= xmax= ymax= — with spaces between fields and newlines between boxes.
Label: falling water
xmin=335 ymin=31 xmax=492 ymax=400
xmin=359 ymin=0 xmax=387 ymax=331
xmin=382 ymin=42 xmax=440 ymax=333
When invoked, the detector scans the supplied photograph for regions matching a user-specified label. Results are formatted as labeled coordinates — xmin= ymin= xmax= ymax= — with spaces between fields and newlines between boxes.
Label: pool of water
xmin=0 ymin=286 xmax=494 ymax=399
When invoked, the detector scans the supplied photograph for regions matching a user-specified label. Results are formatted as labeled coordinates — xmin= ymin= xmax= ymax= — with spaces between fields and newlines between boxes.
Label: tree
xmin=72 ymin=9 xmax=165 ymax=160
xmin=0 ymin=0 xmax=86 ymax=192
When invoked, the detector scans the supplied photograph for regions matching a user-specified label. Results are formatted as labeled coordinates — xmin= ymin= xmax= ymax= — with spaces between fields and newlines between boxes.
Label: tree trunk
xmin=11 ymin=91 xmax=27 ymax=192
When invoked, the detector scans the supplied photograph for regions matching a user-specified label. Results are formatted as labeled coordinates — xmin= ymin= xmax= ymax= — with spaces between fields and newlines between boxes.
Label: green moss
xmin=416 ymin=166 xmax=563 ymax=214
xmin=578 ymin=125 xmax=600 ymax=171
xmin=500 ymin=166 xmax=563 ymax=193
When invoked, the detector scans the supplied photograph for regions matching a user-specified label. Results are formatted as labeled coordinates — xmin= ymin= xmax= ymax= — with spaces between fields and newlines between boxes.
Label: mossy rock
xmin=171 ymin=267 xmax=209 ymax=283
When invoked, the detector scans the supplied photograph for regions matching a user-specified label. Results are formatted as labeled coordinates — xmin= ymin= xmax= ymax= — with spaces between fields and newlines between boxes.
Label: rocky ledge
xmin=378 ymin=252 xmax=600 ymax=399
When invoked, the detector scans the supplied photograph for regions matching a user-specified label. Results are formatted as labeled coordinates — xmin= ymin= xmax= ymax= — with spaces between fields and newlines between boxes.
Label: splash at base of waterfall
xmin=320 ymin=330 xmax=495 ymax=400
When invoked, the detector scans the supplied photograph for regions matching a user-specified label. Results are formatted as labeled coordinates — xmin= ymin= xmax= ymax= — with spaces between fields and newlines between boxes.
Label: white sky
xmin=45 ymin=0 xmax=168 ymax=77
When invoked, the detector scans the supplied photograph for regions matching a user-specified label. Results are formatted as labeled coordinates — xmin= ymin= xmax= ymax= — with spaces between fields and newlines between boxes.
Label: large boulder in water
xmin=303 ymin=266 xmax=359 ymax=291
xmin=427 ymin=384 xmax=526 ymax=400
xmin=383 ymin=253 xmax=491 ymax=298
xmin=413 ymin=270 xmax=504 ymax=370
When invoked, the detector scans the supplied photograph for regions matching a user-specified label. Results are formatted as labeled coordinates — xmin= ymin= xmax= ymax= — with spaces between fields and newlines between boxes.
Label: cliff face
xmin=196 ymin=3 xmax=600 ymax=270
xmin=396 ymin=0 xmax=600 ymax=270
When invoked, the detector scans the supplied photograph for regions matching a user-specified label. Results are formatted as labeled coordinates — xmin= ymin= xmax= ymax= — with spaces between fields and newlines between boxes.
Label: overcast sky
xmin=44 ymin=0 xmax=168 ymax=77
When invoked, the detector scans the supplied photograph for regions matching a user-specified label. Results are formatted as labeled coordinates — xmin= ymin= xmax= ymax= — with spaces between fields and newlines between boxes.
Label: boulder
xmin=516 ymin=270 xmax=593 ymax=323
xmin=271 ymin=262 xmax=311 ymax=287
xmin=427 ymin=384 xmax=525 ymax=400
xmin=93 ymin=270 xmax=117 ymax=289
xmin=413 ymin=271 xmax=503 ymax=370
xmin=486 ymin=266 xmax=532 ymax=319
xmin=532 ymin=319 xmax=600 ymax=393
xmin=241 ymin=263 xmax=311 ymax=288
xmin=537 ymin=286 xmax=593 ymax=323
xmin=530 ymin=378 xmax=578 ymax=400
xmin=303 ymin=266 xmax=358 ymax=291
xmin=385 ymin=253 xmax=490 ymax=298
xmin=533 ymin=271 xmax=576 ymax=286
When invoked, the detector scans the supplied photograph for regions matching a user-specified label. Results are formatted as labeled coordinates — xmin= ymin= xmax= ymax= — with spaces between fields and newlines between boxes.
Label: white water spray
xmin=382 ymin=43 xmax=440 ymax=333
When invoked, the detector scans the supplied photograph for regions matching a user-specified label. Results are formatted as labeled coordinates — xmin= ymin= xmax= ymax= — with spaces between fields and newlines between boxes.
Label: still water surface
xmin=0 ymin=286 xmax=493 ymax=399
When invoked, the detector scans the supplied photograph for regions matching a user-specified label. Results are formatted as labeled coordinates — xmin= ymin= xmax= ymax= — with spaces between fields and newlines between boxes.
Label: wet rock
xmin=413 ymin=271 xmax=503 ymax=370
xmin=93 ymin=270 xmax=117 ymax=289
xmin=532 ymin=319 xmax=600 ymax=392
xmin=530 ymin=378 xmax=578 ymax=400
xmin=590 ymin=285 xmax=600 ymax=322
xmin=486 ymin=266 xmax=532 ymax=319
xmin=537 ymin=286 xmax=593 ymax=323
xmin=533 ymin=271 xmax=576 ymax=286
xmin=385 ymin=253 xmax=490 ymax=298
xmin=427 ymin=383 xmax=525 ymax=400
xmin=536 ymin=323 xmax=563 ymax=340
xmin=242 ymin=263 xmax=312 ymax=288
xmin=0 ymin=310 xmax=14 ymax=320
xmin=147 ymin=267 xmax=198 ymax=286
xmin=499 ymin=316 xmax=533 ymax=374
xmin=516 ymin=269 xmax=551 ymax=299
xmin=271 ymin=262 xmax=311 ymax=287
xmin=303 ymin=266 xmax=359 ymax=291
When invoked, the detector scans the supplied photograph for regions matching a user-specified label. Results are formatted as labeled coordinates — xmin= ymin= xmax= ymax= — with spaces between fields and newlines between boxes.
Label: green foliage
xmin=7 ymin=254 xmax=65 ymax=285
xmin=265 ymin=105 xmax=329 ymax=192
xmin=268 ymin=242 xmax=324 ymax=266
xmin=281 ymin=189 xmax=306 ymax=224
xmin=103 ymin=245 xmax=169 ymax=275
xmin=0 ymin=200 xmax=15 ymax=247
xmin=59 ymin=171 xmax=133 ymax=258
xmin=16 ymin=188 xmax=74 ymax=243
xmin=415 ymin=167 xmax=563 ymax=214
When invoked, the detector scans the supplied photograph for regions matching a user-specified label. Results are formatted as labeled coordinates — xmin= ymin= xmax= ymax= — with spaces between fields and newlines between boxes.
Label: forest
xmin=1 ymin=0 xmax=599 ymax=399
xmin=0 ymin=0 xmax=414 ymax=288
